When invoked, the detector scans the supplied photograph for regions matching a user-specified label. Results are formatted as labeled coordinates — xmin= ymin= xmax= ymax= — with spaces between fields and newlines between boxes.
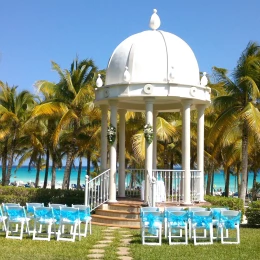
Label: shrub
xmin=205 ymin=195 xmax=244 ymax=215
xmin=245 ymin=201 xmax=260 ymax=226
xmin=0 ymin=185 xmax=85 ymax=206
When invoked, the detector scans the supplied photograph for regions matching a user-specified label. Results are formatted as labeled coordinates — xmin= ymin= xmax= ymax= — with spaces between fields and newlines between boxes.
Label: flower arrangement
xmin=143 ymin=123 xmax=153 ymax=144
xmin=107 ymin=124 xmax=116 ymax=144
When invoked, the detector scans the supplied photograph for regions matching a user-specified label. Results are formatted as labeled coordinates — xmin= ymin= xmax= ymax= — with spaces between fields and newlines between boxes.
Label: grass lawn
xmin=0 ymin=224 xmax=259 ymax=260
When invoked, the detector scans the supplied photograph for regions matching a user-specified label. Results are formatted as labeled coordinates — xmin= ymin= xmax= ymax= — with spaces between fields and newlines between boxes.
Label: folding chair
xmin=217 ymin=210 xmax=241 ymax=244
xmin=210 ymin=207 xmax=229 ymax=239
xmin=57 ymin=207 xmax=81 ymax=242
xmin=140 ymin=207 xmax=160 ymax=235
xmin=48 ymin=203 xmax=67 ymax=223
xmin=5 ymin=206 xmax=31 ymax=240
xmin=141 ymin=210 xmax=164 ymax=245
xmin=2 ymin=203 xmax=20 ymax=216
xmin=191 ymin=211 xmax=213 ymax=245
xmin=0 ymin=207 xmax=7 ymax=231
xmin=26 ymin=203 xmax=44 ymax=218
xmin=188 ymin=207 xmax=207 ymax=238
xmin=167 ymin=210 xmax=188 ymax=245
xmin=33 ymin=207 xmax=56 ymax=241
xmin=72 ymin=204 xmax=92 ymax=237
xmin=164 ymin=207 xmax=184 ymax=238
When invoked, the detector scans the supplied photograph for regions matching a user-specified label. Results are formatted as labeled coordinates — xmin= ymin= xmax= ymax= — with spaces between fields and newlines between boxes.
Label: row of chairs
xmin=0 ymin=203 xmax=92 ymax=242
xmin=140 ymin=207 xmax=241 ymax=246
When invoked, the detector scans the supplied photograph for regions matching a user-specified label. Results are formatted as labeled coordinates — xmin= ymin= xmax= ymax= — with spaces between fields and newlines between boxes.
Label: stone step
xmin=95 ymin=209 xmax=140 ymax=219
xmin=92 ymin=222 xmax=140 ymax=229
xmin=102 ymin=203 xmax=140 ymax=213
xmin=91 ymin=214 xmax=141 ymax=228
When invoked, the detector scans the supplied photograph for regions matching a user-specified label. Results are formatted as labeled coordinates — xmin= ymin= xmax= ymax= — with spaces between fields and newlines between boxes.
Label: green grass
xmin=0 ymin=225 xmax=259 ymax=260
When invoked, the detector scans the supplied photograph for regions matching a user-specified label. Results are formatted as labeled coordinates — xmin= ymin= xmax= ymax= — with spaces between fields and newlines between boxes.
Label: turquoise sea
xmin=1 ymin=166 xmax=260 ymax=192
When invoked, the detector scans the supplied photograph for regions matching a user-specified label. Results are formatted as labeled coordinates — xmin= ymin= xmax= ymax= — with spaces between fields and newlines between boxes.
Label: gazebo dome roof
xmin=95 ymin=10 xmax=210 ymax=111
xmin=105 ymin=10 xmax=200 ymax=87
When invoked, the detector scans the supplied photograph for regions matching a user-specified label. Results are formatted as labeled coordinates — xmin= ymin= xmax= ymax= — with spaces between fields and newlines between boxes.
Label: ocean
xmin=1 ymin=166 xmax=260 ymax=192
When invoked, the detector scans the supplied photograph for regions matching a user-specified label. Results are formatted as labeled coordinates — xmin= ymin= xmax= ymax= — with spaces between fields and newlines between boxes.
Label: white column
xmin=109 ymin=100 xmax=118 ymax=202
xmin=100 ymin=105 xmax=108 ymax=172
xmin=118 ymin=109 xmax=126 ymax=197
xmin=197 ymin=104 xmax=206 ymax=202
xmin=182 ymin=99 xmax=192 ymax=205
xmin=145 ymin=98 xmax=154 ymax=202
xmin=153 ymin=110 xmax=158 ymax=169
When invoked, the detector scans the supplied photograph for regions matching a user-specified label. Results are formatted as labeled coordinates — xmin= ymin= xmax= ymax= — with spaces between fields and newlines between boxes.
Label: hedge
xmin=245 ymin=201 xmax=260 ymax=226
xmin=0 ymin=186 xmax=85 ymax=206
xmin=204 ymin=195 xmax=244 ymax=216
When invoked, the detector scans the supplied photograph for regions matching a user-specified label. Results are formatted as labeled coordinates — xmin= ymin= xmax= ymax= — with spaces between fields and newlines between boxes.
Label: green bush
xmin=245 ymin=201 xmax=260 ymax=226
xmin=204 ymin=195 xmax=244 ymax=215
xmin=0 ymin=185 xmax=85 ymax=206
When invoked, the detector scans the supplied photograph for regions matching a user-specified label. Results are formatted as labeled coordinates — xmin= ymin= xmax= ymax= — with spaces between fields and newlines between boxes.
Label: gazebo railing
xmin=123 ymin=169 xmax=201 ymax=204
xmin=85 ymin=169 xmax=110 ymax=212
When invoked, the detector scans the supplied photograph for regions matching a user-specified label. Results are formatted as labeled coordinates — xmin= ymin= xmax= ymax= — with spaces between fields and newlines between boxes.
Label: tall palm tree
xmin=0 ymin=82 xmax=37 ymax=185
xmin=209 ymin=42 xmax=260 ymax=203
xmin=32 ymin=57 xmax=98 ymax=189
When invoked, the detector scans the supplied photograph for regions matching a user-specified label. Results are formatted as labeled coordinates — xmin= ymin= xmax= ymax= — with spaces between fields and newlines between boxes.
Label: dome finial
xmin=149 ymin=9 xmax=161 ymax=30
xmin=200 ymin=72 xmax=208 ymax=87
xmin=96 ymin=74 xmax=103 ymax=88
xmin=123 ymin=66 xmax=131 ymax=82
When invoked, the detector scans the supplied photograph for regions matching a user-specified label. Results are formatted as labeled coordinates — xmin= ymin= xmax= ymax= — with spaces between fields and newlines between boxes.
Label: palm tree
xmin=32 ymin=57 xmax=98 ymax=189
xmin=208 ymin=42 xmax=260 ymax=203
xmin=0 ymin=82 xmax=37 ymax=185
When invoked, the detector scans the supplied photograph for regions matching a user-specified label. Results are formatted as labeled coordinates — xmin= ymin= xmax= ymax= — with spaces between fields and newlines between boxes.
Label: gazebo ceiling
xmin=95 ymin=9 xmax=211 ymax=111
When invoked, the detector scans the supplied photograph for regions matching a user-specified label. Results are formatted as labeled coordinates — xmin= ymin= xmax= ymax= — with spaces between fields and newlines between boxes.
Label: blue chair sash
xmin=219 ymin=213 xmax=241 ymax=229
xmin=192 ymin=215 xmax=212 ymax=230
xmin=168 ymin=212 xmax=188 ymax=227
xmin=143 ymin=213 xmax=163 ymax=235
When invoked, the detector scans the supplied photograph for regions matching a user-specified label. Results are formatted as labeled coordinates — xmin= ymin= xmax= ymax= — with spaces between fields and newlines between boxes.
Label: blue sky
xmin=1 ymin=0 xmax=260 ymax=93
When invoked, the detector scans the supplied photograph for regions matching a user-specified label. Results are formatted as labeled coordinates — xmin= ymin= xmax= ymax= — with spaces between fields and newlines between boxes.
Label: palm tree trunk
xmin=67 ymin=163 xmax=73 ymax=190
xmin=1 ymin=141 xmax=8 ymax=186
xmin=62 ymin=151 xmax=74 ymax=190
xmin=43 ymin=149 xmax=50 ymax=189
xmin=211 ymin=171 xmax=215 ymax=195
xmin=86 ymin=151 xmax=91 ymax=176
xmin=51 ymin=154 xmax=57 ymax=189
xmin=6 ymin=143 xmax=15 ymax=185
xmin=252 ymin=169 xmax=257 ymax=200
xmin=206 ymin=171 xmax=212 ymax=195
xmin=239 ymin=123 xmax=249 ymax=203
xmin=224 ymin=166 xmax=230 ymax=197
xmin=35 ymin=155 xmax=41 ymax=187
xmin=77 ymin=156 xmax=82 ymax=190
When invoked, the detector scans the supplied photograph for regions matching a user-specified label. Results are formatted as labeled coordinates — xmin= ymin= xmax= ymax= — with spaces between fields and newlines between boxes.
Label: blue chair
xmin=164 ymin=207 xmax=184 ymax=238
xmin=210 ymin=207 xmax=229 ymax=239
xmin=48 ymin=203 xmax=67 ymax=223
xmin=5 ymin=206 xmax=30 ymax=240
xmin=33 ymin=207 xmax=56 ymax=241
xmin=191 ymin=211 xmax=213 ymax=245
xmin=140 ymin=207 xmax=160 ymax=236
xmin=188 ymin=207 xmax=207 ymax=238
xmin=217 ymin=210 xmax=241 ymax=244
xmin=0 ymin=207 xmax=7 ymax=231
xmin=2 ymin=203 xmax=20 ymax=216
xmin=141 ymin=210 xmax=164 ymax=245
xmin=72 ymin=204 xmax=92 ymax=237
xmin=26 ymin=203 xmax=44 ymax=217
xmin=57 ymin=207 xmax=81 ymax=242
xmin=167 ymin=210 xmax=188 ymax=245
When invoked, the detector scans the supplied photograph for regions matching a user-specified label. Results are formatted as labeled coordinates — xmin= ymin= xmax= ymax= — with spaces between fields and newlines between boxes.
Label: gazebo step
xmin=91 ymin=214 xmax=140 ymax=227
xmin=102 ymin=203 xmax=140 ymax=213
xmin=95 ymin=209 xmax=140 ymax=219
xmin=92 ymin=222 xmax=140 ymax=229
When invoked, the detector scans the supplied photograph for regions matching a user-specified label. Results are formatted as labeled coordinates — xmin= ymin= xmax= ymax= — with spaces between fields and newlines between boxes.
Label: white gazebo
xmin=94 ymin=9 xmax=211 ymax=206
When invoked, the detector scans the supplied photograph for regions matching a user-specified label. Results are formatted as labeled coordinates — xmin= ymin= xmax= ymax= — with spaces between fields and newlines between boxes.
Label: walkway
xmin=87 ymin=227 xmax=133 ymax=260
